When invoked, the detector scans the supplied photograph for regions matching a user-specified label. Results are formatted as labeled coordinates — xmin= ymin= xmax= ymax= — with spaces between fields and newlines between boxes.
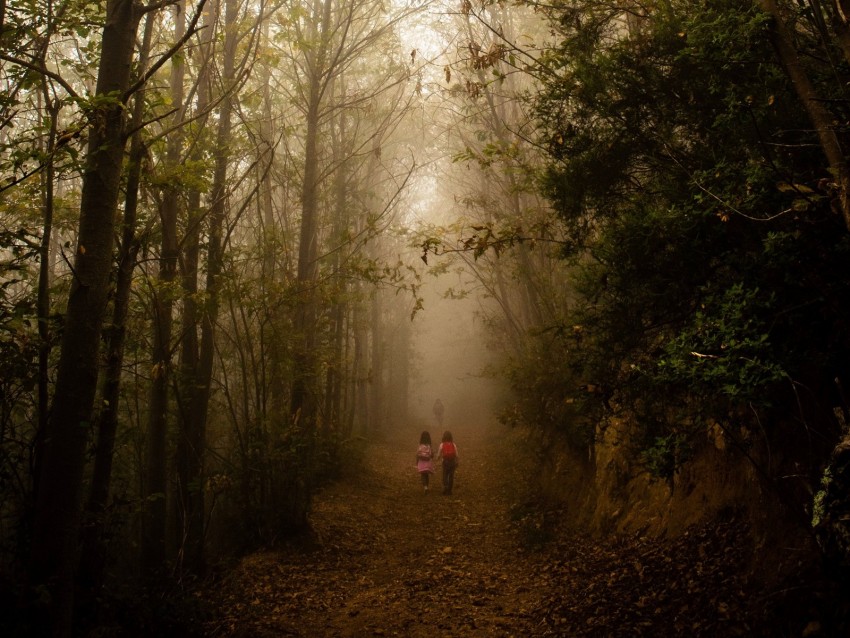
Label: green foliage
xmin=529 ymin=0 xmax=850 ymax=471
xmin=0 ymin=227 xmax=43 ymax=573
xmin=497 ymin=327 xmax=595 ymax=450
xmin=812 ymin=465 xmax=832 ymax=528
xmin=641 ymin=432 xmax=692 ymax=480
xmin=653 ymin=283 xmax=787 ymax=404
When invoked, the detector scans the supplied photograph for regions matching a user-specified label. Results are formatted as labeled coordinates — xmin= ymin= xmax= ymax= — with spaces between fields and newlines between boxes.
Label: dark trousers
xmin=442 ymin=459 xmax=457 ymax=494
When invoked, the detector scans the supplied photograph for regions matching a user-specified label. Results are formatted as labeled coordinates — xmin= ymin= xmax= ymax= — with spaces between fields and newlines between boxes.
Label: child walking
xmin=437 ymin=430 xmax=458 ymax=495
xmin=415 ymin=431 xmax=435 ymax=491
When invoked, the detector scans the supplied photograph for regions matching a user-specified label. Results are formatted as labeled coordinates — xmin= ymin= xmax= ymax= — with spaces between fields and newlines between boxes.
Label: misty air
xmin=2 ymin=0 xmax=850 ymax=636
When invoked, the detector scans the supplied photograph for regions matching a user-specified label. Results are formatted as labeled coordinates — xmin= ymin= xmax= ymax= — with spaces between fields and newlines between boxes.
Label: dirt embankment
xmin=201 ymin=423 xmax=827 ymax=637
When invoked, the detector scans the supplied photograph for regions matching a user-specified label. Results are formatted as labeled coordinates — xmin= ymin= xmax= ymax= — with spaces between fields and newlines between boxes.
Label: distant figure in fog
xmin=433 ymin=398 xmax=444 ymax=426
xmin=415 ymin=431 xmax=435 ymax=492
xmin=437 ymin=430 xmax=458 ymax=495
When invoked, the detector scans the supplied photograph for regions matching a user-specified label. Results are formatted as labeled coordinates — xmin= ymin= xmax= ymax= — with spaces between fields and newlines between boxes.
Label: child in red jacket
xmin=437 ymin=430 xmax=458 ymax=495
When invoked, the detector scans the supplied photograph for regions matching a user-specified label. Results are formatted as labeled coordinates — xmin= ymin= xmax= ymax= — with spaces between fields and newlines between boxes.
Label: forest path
xmin=205 ymin=423 xmax=546 ymax=637
xmin=204 ymin=423 xmax=759 ymax=637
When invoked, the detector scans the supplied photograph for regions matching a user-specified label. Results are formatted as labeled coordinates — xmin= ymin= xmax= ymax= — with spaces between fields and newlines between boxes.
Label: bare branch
xmin=123 ymin=0 xmax=209 ymax=100
xmin=0 ymin=53 xmax=80 ymax=99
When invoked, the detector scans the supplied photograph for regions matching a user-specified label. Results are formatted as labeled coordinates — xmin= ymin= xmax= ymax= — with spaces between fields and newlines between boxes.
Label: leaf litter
xmin=203 ymin=427 xmax=787 ymax=637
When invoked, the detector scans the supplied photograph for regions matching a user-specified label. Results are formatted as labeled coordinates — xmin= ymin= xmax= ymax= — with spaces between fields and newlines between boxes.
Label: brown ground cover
xmin=202 ymin=424 xmax=814 ymax=637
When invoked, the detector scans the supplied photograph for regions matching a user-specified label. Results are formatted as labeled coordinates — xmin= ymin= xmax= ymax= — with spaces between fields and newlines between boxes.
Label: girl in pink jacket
xmin=415 ymin=431 xmax=435 ymax=491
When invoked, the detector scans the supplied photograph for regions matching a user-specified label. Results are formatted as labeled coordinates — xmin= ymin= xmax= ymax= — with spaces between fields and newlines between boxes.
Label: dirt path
xmin=202 ymin=425 xmax=794 ymax=637
xmin=205 ymin=424 xmax=544 ymax=637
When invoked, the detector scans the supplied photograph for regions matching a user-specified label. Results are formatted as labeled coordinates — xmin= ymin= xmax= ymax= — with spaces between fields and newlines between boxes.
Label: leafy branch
xmin=420 ymin=223 xmax=568 ymax=264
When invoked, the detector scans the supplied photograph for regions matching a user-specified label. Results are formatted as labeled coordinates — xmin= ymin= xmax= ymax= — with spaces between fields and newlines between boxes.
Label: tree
xmin=524 ymin=0 xmax=850 ymax=489
xmin=270 ymin=0 xmax=422 ymax=526
xmin=289 ymin=0 xmax=335 ymax=444
xmin=178 ymin=0 xmax=246 ymax=573
xmin=29 ymin=1 xmax=142 ymax=633
xmin=758 ymin=0 xmax=850 ymax=230
xmin=416 ymin=0 xmax=576 ymax=436
xmin=140 ymin=0 xmax=212 ymax=580
xmin=78 ymin=8 xmax=155 ymax=608
xmin=0 ymin=0 xmax=476 ymax=631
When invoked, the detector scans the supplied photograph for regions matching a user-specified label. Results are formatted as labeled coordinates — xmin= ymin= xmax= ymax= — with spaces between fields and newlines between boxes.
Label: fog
xmin=406 ymin=266 xmax=509 ymax=439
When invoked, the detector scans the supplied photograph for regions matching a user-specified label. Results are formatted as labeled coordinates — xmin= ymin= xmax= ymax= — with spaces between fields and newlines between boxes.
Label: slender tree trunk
xmin=291 ymin=0 xmax=333 ymax=432
xmin=325 ymin=297 xmax=346 ymax=430
xmin=760 ymin=0 xmax=850 ymax=231
xmin=31 ymin=0 xmax=68 ymax=499
xmin=259 ymin=20 xmax=276 ymax=289
xmin=291 ymin=98 xmax=322 ymax=430
xmin=161 ymin=0 xmax=194 ymax=573
xmin=369 ymin=289 xmax=383 ymax=434
xmin=392 ymin=308 xmax=411 ymax=425
xmin=141 ymin=84 xmax=182 ymax=581
xmin=324 ymin=97 xmax=348 ymax=431
xmin=78 ymin=11 xmax=154 ymax=608
xmin=29 ymin=1 xmax=139 ymax=634
xmin=35 ymin=95 xmax=59 ymax=496
xmin=285 ymin=0 xmax=335 ymax=532
xmin=179 ymin=0 xmax=236 ymax=573
xmin=352 ymin=293 xmax=369 ymax=436
xmin=341 ymin=302 xmax=354 ymax=438
xmin=257 ymin=17 xmax=275 ymax=451
xmin=252 ymin=74 xmax=276 ymax=539
xmin=177 ymin=0 xmax=214 ymax=560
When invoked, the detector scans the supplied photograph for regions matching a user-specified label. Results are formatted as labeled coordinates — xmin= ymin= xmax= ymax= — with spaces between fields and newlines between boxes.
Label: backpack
xmin=417 ymin=444 xmax=431 ymax=461
xmin=442 ymin=441 xmax=457 ymax=460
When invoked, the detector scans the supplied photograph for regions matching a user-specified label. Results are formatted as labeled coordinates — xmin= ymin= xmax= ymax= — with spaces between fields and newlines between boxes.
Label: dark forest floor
xmin=201 ymin=424 xmax=841 ymax=637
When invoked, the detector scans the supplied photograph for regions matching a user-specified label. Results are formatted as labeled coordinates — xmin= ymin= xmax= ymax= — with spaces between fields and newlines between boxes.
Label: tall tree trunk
xmin=177 ymin=0 xmax=214 ymax=563
xmin=251 ymin=19 xmax=276 ymax=538
xmin=369 ymin=288 xmax=383 ymax=434
xmin=287 ymin=0 xmax=334 ymax=530
xmin=259 ymin=19 xmax=277 ymax=289
xmin=352 ymin=293 xmax=369 ymax=436
xmin=179 ymin=0 xmax=236 ymax=573
xmin=385 ymin=302 xmax=411 ymax=428
xmin=29 ymin=1 xmax=140 ymax=634
xmin=325 ymin=296 xmax=346 ymax=430
xmin=78 ymin=10 xmax=154 ymax=607
xmin=35 ymin=94 xmax=59 ymax=496
xmin=324 ymin=96 xmax=348 ymax=432
xmin=291 ymin=94 xmax=322 ymax=431
xmin=341 ymin=304 xmax=354 ymax=437
xmin=31 ymin=0 xmax=68 ymax=500
xmin=141 ymin=42 xmax=182 ymax=581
